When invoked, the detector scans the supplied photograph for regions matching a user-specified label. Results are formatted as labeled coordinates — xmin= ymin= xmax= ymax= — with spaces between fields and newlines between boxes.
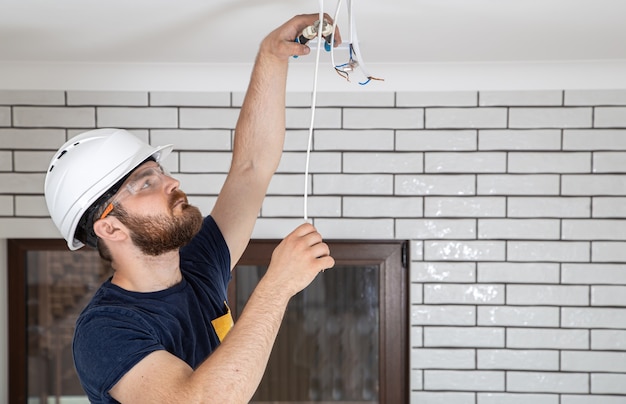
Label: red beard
xmin=113 ymin=189 xmax=203 ymax=256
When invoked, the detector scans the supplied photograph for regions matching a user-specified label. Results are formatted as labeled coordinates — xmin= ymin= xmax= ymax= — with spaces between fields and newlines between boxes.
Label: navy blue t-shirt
xmin=73 ymin=216 xmax=232 ymax=403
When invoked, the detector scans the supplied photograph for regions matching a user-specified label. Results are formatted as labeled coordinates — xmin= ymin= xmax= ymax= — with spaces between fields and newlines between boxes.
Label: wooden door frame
xmin=232 ymin=240 xmax=409 ymax=404
xmin=8 ymin=239 xmax=69 ymax=404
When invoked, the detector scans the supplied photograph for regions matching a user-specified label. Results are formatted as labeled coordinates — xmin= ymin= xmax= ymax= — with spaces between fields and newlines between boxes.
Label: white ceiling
xmin=1 ymin=0 xmax=626 ymax=91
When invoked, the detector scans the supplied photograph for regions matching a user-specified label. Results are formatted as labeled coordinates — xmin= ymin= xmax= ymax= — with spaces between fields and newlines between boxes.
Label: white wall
xmin=2 ymin=61 xmax=626 ymax=93
xmin=1 ymin=88 xmax=626 ymax=403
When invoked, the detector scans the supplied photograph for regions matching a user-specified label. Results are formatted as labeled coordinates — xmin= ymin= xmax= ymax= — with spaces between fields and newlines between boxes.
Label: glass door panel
xmin=235 ymin=264 xmax=380 ymax=403
xmin=26 ymin=248 xmax=109 ymax=404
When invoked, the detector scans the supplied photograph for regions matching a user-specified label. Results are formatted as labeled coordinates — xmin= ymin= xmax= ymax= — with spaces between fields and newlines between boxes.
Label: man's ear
xmin=93 ymin=217 xmax=128 ymax=243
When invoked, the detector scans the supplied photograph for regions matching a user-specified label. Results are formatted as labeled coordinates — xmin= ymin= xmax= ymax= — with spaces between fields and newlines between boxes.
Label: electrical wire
xmin=329 ymin=0 xmax=346 ymax=80
xmin=303 ymin=2 xmax=326 ymax=222
xmin=302 ymin=0 xmax=381 ymax=221
xmin=330 ymin=0 xmax=383 ymax=84
xmin=347 ymin=0 xmax=383 ymax=85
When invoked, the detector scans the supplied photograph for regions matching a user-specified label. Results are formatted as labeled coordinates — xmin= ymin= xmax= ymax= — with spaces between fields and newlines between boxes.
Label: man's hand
xmin=265 ymin=223 xmax=335 ymax=300
xmin=260 ymin=13 xmax=343 ymax=61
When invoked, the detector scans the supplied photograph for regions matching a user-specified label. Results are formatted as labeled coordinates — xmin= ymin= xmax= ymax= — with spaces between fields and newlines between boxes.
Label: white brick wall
xmin=1 ymin=89 xmax=625 ymax=403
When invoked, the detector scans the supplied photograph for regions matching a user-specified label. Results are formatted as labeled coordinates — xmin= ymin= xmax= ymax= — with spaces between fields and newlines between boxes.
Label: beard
xmin=114 ymin=189 xmax=203 ymax=256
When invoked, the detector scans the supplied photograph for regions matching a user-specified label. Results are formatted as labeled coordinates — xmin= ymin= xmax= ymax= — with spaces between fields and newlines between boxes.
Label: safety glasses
xmin=99 ymin=163 xmax=172 ymax=220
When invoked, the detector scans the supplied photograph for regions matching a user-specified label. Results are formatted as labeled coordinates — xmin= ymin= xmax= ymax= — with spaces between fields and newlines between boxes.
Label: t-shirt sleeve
xmin=73 ymin=306 xmax=165 ymax=402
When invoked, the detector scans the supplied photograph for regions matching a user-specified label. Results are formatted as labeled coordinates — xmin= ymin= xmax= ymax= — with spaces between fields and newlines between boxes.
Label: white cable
xmin=348 ymin=0 xmax=361 ymax=77
xmin=347 ymin=0 xmax=354 ymax=44
xmin=346 ymin=0 xmax=372 ymax=84
xmin=303 ymin=3 xmax=325 ymax=222
xmin=329 ymin=0 xmax=343 ymax=71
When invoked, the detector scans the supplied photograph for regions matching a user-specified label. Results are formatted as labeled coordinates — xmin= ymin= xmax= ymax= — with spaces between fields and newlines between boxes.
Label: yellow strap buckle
xmin=211 ymin=301 xmax=234 ymax=342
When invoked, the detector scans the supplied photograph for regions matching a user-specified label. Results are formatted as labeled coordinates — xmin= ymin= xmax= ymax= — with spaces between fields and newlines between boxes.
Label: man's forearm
xmin=188 ymin=277 xmax=290 ymax=403
xmin=188 ymin=220 xmax=333 ymax=403
xmin=232 ymin=48 xmax=289 ymax=179
xmin=209 ymin=31 xmax=293 ymax=265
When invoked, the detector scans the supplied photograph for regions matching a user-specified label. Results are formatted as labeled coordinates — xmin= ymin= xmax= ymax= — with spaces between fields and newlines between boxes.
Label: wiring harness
xmin=300 ymin=0 xmax=382 ymax=221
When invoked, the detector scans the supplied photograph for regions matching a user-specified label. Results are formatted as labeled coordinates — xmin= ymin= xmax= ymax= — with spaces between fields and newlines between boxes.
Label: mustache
xmin=169 ymin=189 xmax=189 ymax=209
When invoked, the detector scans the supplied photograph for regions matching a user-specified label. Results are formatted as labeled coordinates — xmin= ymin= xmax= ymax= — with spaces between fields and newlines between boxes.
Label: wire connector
xmin=296 ymin=19 xmax=333 ymax=48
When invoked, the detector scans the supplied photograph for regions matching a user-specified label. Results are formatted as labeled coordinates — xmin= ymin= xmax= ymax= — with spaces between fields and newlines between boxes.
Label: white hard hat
xmin=44 ymin=128 xmax=173 ymax=250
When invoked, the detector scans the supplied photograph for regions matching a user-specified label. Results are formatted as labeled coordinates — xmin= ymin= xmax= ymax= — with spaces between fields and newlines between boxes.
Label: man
xmin=44 ymin=13 xmax=339 ymax=403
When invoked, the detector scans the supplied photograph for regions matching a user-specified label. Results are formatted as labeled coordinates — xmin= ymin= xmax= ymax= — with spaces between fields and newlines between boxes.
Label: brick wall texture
xmin=1 ymin=89 xmax=626 ymax=403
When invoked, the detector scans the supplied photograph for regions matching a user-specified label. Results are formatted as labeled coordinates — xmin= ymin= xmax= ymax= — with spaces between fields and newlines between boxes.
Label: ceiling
xmin=1 ymin=0 xmax=626 ymax=91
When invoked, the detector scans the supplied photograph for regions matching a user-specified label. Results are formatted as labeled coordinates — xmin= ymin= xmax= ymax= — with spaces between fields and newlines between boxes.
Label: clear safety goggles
xmin=99 ymin=163 xmax=172 ymax=220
